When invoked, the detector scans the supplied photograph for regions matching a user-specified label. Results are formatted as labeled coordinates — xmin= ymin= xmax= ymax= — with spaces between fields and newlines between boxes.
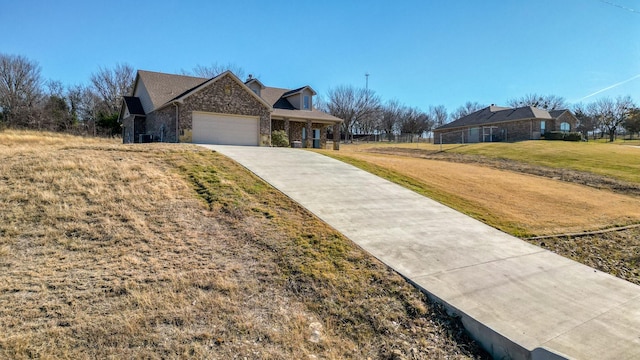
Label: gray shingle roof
xmin=436 ymin=106 xmax=553 ymax=131
xmin=549 ymin=109 xmax=567 ymax=118
xmin=136 ymin=70 xmax=207 ymax=111
xmin=272 ymin=108 xmax=343 ymax=123
xmin=134 ymin=70 xmax=341 ymax=123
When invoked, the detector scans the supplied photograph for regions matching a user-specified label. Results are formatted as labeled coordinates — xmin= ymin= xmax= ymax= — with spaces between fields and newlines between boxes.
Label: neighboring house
xmin=433 ymin=105 xmax=579 ymax=144
xmin=118 ymin=70 xmax=343 ymax=149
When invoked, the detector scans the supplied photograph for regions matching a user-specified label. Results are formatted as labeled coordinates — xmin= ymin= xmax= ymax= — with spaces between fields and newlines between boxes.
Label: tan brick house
xmin=118 ymin=70 xmax=342 ymax=149
xmin=433 ymin=105 xmax=578 ymax=144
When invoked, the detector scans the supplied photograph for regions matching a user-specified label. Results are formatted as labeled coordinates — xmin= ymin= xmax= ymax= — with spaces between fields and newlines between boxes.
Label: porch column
xmin=284 ymin=119 xmax=290 ymax=146
xmin=305 ymin=120 xmax=312 ymax=148
xmin=333 ymin=123 xmax=340 ymax=150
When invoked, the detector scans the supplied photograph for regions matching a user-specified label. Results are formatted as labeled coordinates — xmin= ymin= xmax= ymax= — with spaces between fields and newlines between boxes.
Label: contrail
xmin=599 ymin=0 xmax=639 ymax=13
xmin=578 ymin=73 xmax=640 ymax=101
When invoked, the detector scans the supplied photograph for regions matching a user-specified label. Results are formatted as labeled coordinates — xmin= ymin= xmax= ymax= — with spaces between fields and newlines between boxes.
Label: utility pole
xmin=365 ymin=72 xmax=369 ymax=90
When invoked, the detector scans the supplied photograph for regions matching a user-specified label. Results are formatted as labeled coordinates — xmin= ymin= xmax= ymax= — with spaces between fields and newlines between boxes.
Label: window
xmin=560 ymin=122 xmax=570 ymax=132
xmin=303 ymin=95 xmax=310 ymax=110
xmin=540 ymin=120 xmax=545 ymax=134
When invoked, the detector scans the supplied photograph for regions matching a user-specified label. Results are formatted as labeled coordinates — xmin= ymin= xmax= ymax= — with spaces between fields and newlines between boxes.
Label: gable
xmin=133 ymin=70 xmax=208 ymax=114
xmin=169 ymin=71 xmax=272 ymax=111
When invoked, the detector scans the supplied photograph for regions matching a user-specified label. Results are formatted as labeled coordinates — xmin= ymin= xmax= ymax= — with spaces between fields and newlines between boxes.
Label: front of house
xmin=433 ymin=105 xmax=579 ymax=144
xmin=118 ymin=70 xmax=342 ymax=149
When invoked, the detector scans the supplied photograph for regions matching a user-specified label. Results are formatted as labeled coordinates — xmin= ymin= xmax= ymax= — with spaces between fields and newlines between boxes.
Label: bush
xmin=543 ymin=131 xmax=582 ymax=142
xmin=544 ymin=131 xmax=565 ymax=140
xmin=564 ymin=132 xmax=583 ymax=141
xmin=271 ymin=130 xmax=289 ymax=147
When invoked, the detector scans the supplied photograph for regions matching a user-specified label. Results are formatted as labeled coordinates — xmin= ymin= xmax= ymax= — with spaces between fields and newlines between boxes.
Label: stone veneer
xmin=146 ymin=74 xmax=272 ymax=145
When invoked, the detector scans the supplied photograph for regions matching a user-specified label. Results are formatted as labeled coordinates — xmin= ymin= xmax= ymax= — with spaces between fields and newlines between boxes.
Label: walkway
xmin=201 ymin=145 xmax=640 ymax=360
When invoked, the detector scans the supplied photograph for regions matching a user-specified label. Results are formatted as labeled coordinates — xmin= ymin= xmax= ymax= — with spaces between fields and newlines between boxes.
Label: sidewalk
xmin=201 ymin=145 xmax=640 ymax=360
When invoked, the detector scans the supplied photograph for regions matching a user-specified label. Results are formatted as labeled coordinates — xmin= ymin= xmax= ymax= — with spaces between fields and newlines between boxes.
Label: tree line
xmin=0 ymin=53 xmax=135 ymax=136
xmin=1 ymin=53 xmax=638 ymax=142
xmin=0 ymin=53 xmax=236 ymax=137
xmin=321 ymin=87 xmax=640 ymax=143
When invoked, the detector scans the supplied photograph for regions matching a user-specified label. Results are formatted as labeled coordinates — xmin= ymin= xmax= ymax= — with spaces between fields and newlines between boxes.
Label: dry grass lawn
xmin=319 ymin=142 xmax=640 ymax=286
xmin=326 ymin=145 xmax=640 ymax=237
xmin=0 ymin=131 xmax=487 ymax=359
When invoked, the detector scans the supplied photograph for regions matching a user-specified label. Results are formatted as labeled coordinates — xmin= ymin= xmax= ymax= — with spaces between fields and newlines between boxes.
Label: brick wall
xmin=434 ymin=119 xmax=541 ymax=143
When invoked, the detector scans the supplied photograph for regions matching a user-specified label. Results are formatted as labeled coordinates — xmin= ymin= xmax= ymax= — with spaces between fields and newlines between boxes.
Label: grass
xmin=338 ymin=140 xmax=640 ymax=184
xmin=318 ymin=141 xmax=640 ymax=285
xmin=320 ymin=146 xmax=640 ymax=237
xmin=0 ymin=130 xmax=487 ymax=359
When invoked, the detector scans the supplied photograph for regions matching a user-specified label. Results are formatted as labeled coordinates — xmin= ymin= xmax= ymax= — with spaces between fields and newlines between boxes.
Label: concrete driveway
xmin=201 ymin=145 xmax=640 ymax=360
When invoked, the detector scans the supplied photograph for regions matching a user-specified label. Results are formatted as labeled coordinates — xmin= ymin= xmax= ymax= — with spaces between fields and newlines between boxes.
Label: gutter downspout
xmin=173 ymin=102 xmax=179 ymax=143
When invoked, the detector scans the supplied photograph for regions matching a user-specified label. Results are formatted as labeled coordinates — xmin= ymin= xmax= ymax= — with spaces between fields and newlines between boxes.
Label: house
xmin=118 ymin=70 xmax=343 ymax=149
xmin=433 ymin=105 xmax=579 ymax=144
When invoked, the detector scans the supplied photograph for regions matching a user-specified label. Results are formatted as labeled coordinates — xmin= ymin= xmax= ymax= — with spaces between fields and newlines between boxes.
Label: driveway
xmin=201 ymin=145 xmax=640 ymax=360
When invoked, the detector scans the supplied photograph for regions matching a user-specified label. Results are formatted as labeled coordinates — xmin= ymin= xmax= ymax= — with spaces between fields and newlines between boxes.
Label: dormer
xmin=282 ymin=86 xmax=317 ymax=110
xmin=244 ymin=75 xmax=265 ymax=97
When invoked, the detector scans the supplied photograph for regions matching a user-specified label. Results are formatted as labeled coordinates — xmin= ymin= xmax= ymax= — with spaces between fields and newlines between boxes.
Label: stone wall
xmin=121 ymin=115 xmax=135 ymax=144
xmin=289 ymin=122 xmax=304 ymax=144
xmin=284 ymin=121 xmax=329 ymax=148
xmin=147 ymin=106 xmax=178 ymax=142
xmin=272 ymin=119 xmax=285 ymax=131
xmin=178 ymin=75 xmax=272 ymax=146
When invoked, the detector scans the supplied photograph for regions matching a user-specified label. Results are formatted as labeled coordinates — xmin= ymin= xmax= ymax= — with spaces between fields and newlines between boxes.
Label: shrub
xmin=564 ymin=132 xmax=583 ymax=141
xmin=271 ymin=130 xmax=289 ymax=147
xmin=544 ymin=131 xmax=565 ymax=140
xmin=543 ymin=131 xmax=582 ymax=142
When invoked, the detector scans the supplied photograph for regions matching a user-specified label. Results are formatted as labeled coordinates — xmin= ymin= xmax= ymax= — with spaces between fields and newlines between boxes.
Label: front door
xmin=312 ymin=129 xmax=320 ymax=148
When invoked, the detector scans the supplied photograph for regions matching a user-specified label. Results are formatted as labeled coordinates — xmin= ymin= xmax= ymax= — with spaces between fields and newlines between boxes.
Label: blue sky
xmin=1 ymin=0 xmax=639 ymax=113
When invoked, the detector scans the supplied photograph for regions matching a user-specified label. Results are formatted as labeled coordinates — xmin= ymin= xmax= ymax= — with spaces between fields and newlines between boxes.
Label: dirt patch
xmin=366 ymin=147 xmax=640 ymax=197
xmin=528 ymin=227 xmax=640 ymax=285
xmin=0 ymin=132 xmax=488 ymax=359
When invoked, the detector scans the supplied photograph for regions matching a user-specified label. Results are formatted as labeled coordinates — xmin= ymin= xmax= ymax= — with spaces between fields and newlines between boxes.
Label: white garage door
xmin=192 ymin=112 xmax=259 ymax=146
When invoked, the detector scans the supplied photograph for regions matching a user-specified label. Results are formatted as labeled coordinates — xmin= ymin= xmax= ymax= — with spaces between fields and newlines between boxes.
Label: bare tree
xmin=573 ymin=103 xmax=598 ymax=140
xmin=0 ymin=53 xmax=43 ymax=127
xmin=450 ymin=101 xmax=485 ymax=121
xmin=378 ymin=99 xmax=402 ymax=140
xmin=89 ymin=63 xmax=135 ymax=115
xmin=507 ymin=93 xmax=567 ymax=110
xmin=183 ymin=62 xmax=246 ymax=80
xmin=592 ymin=96 xmax=635 ymax=142
xmin=67 ymin=84 xmax=101 ymax=135
xmin=429 ymin=104 xmax=448 ymax=128
xmin=325 ymin=85 xmax=381 ymax=142
xmin=399 ymin=106 xmax=433 ymax=141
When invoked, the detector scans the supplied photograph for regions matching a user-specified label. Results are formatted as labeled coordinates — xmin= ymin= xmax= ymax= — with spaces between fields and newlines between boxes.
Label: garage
xmin=192 ymin=112 xmax=259 ymax=145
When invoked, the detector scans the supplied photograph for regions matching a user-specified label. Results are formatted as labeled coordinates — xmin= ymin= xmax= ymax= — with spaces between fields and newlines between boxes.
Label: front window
xmin=560 ymin=122 xmax=570 ymax=132
xmin=303 ymin=95 xmax=310 ymax=110
xmin=540 ymin=120 xmax=546 ymax=134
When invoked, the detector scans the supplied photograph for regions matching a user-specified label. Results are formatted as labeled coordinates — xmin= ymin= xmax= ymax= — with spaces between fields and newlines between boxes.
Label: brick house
xmin=118 ymin=70 xmax=343 ymax=149
xmin=433 ymin=105 xmax=579 ymax=144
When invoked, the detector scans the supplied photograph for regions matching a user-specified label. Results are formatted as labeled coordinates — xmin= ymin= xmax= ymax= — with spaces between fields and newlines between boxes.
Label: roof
xmin=282 ymin=86 xmax=317 ymax=97
xmin=129 ymin=70 xmax=341 ymax=123
xmin=272 ymin=108 xmax=343 ymax=123
xmin=435 ymin=105 xmax=554 ymax=131
xmin=123 ymin=96 xmax=145 ymax=115
xmin=135 ymin=70 xmax=207 ymax=111
xmin=244 ymin=77 xmax=265 ymax=89
xmin=549 ymin=109 xmax=567 ymax=118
